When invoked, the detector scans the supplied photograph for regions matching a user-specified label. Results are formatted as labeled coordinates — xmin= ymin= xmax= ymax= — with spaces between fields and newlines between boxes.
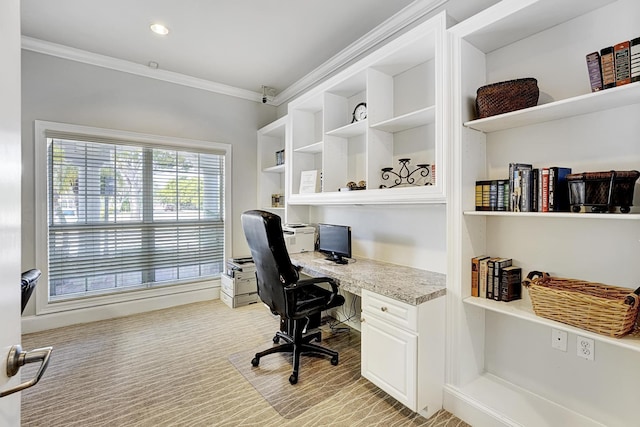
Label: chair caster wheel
xmin=331 ymin=356 xmax=339 ymax=366
xmin=273 ymin=335 xmax=280 ymax=344
xmin=251 ymin=357 xmax=260 ymax=367
xmin=289 ymin=374 xmax=298 ymax=385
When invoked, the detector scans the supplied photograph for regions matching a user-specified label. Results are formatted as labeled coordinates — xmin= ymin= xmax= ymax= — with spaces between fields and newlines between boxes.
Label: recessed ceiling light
xmin=150 ymin=23 xmax=169 ymax=36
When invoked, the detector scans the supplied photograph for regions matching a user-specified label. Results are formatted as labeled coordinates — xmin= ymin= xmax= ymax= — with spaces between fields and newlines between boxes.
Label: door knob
xmin=0 ymin=344 xmax=53 ymax=397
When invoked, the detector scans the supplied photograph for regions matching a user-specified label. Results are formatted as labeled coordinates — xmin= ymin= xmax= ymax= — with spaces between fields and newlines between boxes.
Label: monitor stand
xmin=325 ymin=253 xmax=348 ymax=264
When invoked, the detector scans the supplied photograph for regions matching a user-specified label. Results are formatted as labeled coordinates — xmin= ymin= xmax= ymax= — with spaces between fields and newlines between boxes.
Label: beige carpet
xmin=21 ymin=300 xmax=470 ymax=427
xmin=229 ymin=326 xmax=361 ymax=419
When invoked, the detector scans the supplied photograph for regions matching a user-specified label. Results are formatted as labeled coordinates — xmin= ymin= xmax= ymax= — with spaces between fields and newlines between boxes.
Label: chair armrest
xmin=288 ymin=277 xmax=339 ymax=293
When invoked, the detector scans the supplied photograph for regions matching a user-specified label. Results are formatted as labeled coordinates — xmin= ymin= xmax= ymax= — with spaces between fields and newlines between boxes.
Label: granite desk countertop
xmin=289 ymin=251 xmax=446 ymax=306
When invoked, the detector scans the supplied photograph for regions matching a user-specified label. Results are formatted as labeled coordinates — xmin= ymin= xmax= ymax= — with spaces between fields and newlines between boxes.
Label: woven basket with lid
xmin=475 ymin=78 xmax=539 ymax=119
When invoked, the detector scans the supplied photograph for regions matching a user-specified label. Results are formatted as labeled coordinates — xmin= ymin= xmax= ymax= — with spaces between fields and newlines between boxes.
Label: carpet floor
xmin=21 ymin=300 xmax=470 ymax=427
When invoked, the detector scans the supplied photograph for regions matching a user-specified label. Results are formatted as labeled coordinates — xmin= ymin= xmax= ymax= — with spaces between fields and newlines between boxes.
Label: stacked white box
xmin=221 ymin=258 xmax=258 ymax=308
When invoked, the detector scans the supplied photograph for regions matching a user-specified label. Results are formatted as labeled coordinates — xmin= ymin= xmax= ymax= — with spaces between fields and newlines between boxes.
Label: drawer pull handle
xmin=380 ymin=306 xmax=388 ymax=312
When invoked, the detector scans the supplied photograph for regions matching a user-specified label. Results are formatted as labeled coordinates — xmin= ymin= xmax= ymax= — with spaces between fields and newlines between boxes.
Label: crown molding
xmin=273 ymin=0 xmax=448 ymax=106
xmin=21 ymin=36 xmax=267 ymax=104
xmin=21 ymin=0 xmax=447 ymax=107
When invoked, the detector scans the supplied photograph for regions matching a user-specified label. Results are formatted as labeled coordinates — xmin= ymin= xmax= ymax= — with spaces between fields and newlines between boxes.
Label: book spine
xmin=541 ymin=168 xmax=550 ymax=212
xmin=479 ymin=258 xmax=490 ymax=298
xmin=508 ymin=163 xmax=515 ymax=211
xmin=614 ymin=41 xmax=631 ymax=86
xmin=500 ymin=267 xmax=522 ymax=302
xmin=531 ymin=168 xmax=539 ymax=212
xmin=601 ymin=46 xmax=616 ymax=89
xmin=632 ymin=37 xmax=640 ymax=83
xmin=471 ymin=258 xmax=479 ymax=297
xmin=497 ymin=180 xmax=507 ymax=211
xmin=489 ymin=180 xmax=498 ymax=211
xmin=512 ymin=170 xmax=522 ymax=212
xmin=471 ymin=256 xmax=489 ymax=297
xmin=486 ymin=259 xmax=496 ymax=300
xmin=586 ymin=51 xmax=603 ymax=92
xmin=548 ymin=167 xmax=556 ymax=212
xmin=550 ymin=167 xmax=572 ymax=212
xmin=493 ymin=258 xmax=513 ymax=301
xmin=482 ymin=181 xmax=491 ymax=211
xmin=520 ymin=169 xmax=532 ymax=212
xmin=475 ymin=181 xmax=484 ymax=211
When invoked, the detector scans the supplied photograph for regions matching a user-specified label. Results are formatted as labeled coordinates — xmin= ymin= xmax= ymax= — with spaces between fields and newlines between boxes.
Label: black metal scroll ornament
xmin=380 ymin=158 xmax=430 ymax=188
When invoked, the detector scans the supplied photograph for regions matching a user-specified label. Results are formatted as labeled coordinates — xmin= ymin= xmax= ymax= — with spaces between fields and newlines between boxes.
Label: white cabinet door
xmin=361 ymin=310 xmax=417 ymax=410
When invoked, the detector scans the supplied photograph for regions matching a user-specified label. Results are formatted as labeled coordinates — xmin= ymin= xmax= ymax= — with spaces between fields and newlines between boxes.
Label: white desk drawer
xmin=221 ymin=273 xmax=257 ymax=296
xmin=362 ymin=289 xmax=417 ymax=332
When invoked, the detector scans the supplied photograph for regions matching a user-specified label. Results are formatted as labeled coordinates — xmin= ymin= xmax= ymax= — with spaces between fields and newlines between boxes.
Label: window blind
xmin=47 ymin=136 xmax=225 ymax=300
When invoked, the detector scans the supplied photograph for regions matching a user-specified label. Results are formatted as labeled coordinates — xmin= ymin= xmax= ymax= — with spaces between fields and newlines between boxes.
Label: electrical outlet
xmin=577 ymin=336 xmax=595 ymax=361
xmin=551 ymin=328 xmax=567 ymax=351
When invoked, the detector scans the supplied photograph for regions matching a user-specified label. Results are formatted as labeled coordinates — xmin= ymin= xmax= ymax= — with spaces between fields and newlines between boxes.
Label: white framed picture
xmin=299 ymin=170 xmax=319 ymax=194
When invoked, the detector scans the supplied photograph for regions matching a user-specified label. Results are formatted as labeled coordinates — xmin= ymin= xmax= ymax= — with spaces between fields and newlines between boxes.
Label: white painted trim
xmin=20 ymin=0 xmax=446 ymax=107
xmin=21 ymin=36 xmax=265 ymax=104
xmin=274 ymin=0 xmax=448 ymax=105
xmin=22 ymin=286 xmax=220 ymax=333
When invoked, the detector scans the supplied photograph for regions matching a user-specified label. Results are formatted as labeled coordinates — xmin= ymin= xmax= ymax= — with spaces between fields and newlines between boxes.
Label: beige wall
xmin=20 ymin=51 xmax=276 ymax=315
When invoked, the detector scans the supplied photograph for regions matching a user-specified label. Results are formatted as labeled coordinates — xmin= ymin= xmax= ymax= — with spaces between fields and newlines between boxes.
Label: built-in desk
xmin=289 ymin=251 xmax=446 ymax=305
xmin=289 ymin=251 xmax=446 ymax=419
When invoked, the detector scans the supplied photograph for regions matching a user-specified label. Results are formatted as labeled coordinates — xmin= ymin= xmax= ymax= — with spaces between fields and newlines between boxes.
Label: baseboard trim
xmin=22 ymin=287 xmax=220 ymax=333
xmin=443 ymin=384 xmax=513 ymax=427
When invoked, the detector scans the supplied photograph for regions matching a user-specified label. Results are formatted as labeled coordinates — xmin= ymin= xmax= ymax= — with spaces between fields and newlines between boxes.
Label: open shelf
xmin=262 ymin=164 xmax=285 ymax=173
xmin=445 ymin=373 xmax=605 ymax=427
xmin=451 ymin=0 xmax=616 ymax=54
xmin=326 ymin=119 xmax=367 ymax=138
xmin=293 ymin=141 xmax=323 ymax=154
xmin=370 ymin=106 xmax=436 ymax=133
xmin=464 ymin=82 xmax=640 ymax=133
xmin=464 ymin=211 xmax=640 ymax=221
xmin=464 ymin=296 xmax=640 ymax=353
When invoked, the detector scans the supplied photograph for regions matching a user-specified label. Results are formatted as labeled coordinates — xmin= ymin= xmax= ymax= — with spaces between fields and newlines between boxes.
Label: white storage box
xmin=220 ymin=290 xmax=259 ymax=308
xmin=221 ymin=273 xmax=257 ymax=297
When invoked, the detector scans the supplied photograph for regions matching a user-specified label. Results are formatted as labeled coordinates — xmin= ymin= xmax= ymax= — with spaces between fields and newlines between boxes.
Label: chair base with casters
xmin=251 ymin=316 xmax=339 ymax=385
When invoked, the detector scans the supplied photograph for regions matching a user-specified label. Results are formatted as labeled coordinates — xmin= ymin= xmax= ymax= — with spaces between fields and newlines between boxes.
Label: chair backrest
xmin=241 ymin=210 xmax=299 ymax=315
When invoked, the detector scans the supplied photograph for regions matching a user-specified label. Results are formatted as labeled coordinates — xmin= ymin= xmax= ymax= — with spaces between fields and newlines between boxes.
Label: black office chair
xmin=241 ymin=210 xmax=345 ymax=384
xmin=21 ymin=269 xmax=41 ymax=314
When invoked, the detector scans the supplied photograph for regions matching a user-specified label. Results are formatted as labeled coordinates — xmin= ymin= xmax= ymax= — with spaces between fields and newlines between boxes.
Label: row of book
xmin=471 ymin=255 xmax=522 ymax=302
xmin=475 ymin=164 xmax=571 ymax=212
xmin=586 ymin=37 xmax=639 ymax=92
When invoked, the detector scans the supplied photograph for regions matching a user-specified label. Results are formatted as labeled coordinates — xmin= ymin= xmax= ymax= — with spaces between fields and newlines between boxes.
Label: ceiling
xmin=20 ymin=0 xmax=497 ymax=105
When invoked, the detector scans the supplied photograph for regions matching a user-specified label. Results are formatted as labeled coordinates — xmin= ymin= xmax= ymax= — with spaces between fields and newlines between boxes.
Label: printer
xmin=282 ymin=225 xmax=315 ymax=254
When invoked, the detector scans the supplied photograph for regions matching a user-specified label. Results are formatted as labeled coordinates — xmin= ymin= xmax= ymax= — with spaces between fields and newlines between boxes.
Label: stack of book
xmin=475 ymin=163 xmax=572 ymax=212
xmin=471 ymin=255 xmax=522 ymax=302
xmin=586 ymin=36 xmax=639 ymax=92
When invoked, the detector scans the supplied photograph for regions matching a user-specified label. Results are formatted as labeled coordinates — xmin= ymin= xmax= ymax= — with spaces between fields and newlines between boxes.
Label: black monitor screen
xmin=318 ymin=223 xmax=351 ymax=264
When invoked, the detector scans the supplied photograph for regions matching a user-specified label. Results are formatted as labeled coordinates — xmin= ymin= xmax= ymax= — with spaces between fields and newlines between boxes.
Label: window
xmin=35 ymin=121 xmax=231 ymax=313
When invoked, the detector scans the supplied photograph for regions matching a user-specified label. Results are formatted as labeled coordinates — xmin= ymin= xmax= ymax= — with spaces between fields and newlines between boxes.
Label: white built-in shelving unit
xmin=286 ymin=11 xmax=449 ymax=206
xmin=447 ymin=0 xmax=640 ymax=426
xmin=256 ymin=116 xmax=287 ymax=216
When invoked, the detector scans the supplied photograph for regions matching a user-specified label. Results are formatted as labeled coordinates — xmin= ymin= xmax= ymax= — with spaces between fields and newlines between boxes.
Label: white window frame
xmin=34 ymin=120 xmax=232 ymax=315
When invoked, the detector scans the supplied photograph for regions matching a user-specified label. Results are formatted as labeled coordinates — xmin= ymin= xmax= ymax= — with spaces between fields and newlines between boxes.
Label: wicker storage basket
xmin=523 ymin=272 xmax=640 ymax=338
xmin=475 ymin=78 xmax=539 ymax=119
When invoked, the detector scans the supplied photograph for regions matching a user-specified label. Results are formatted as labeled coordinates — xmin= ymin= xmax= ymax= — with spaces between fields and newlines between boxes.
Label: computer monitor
xmin=317 ymin=223 xmax=351 ymax=264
